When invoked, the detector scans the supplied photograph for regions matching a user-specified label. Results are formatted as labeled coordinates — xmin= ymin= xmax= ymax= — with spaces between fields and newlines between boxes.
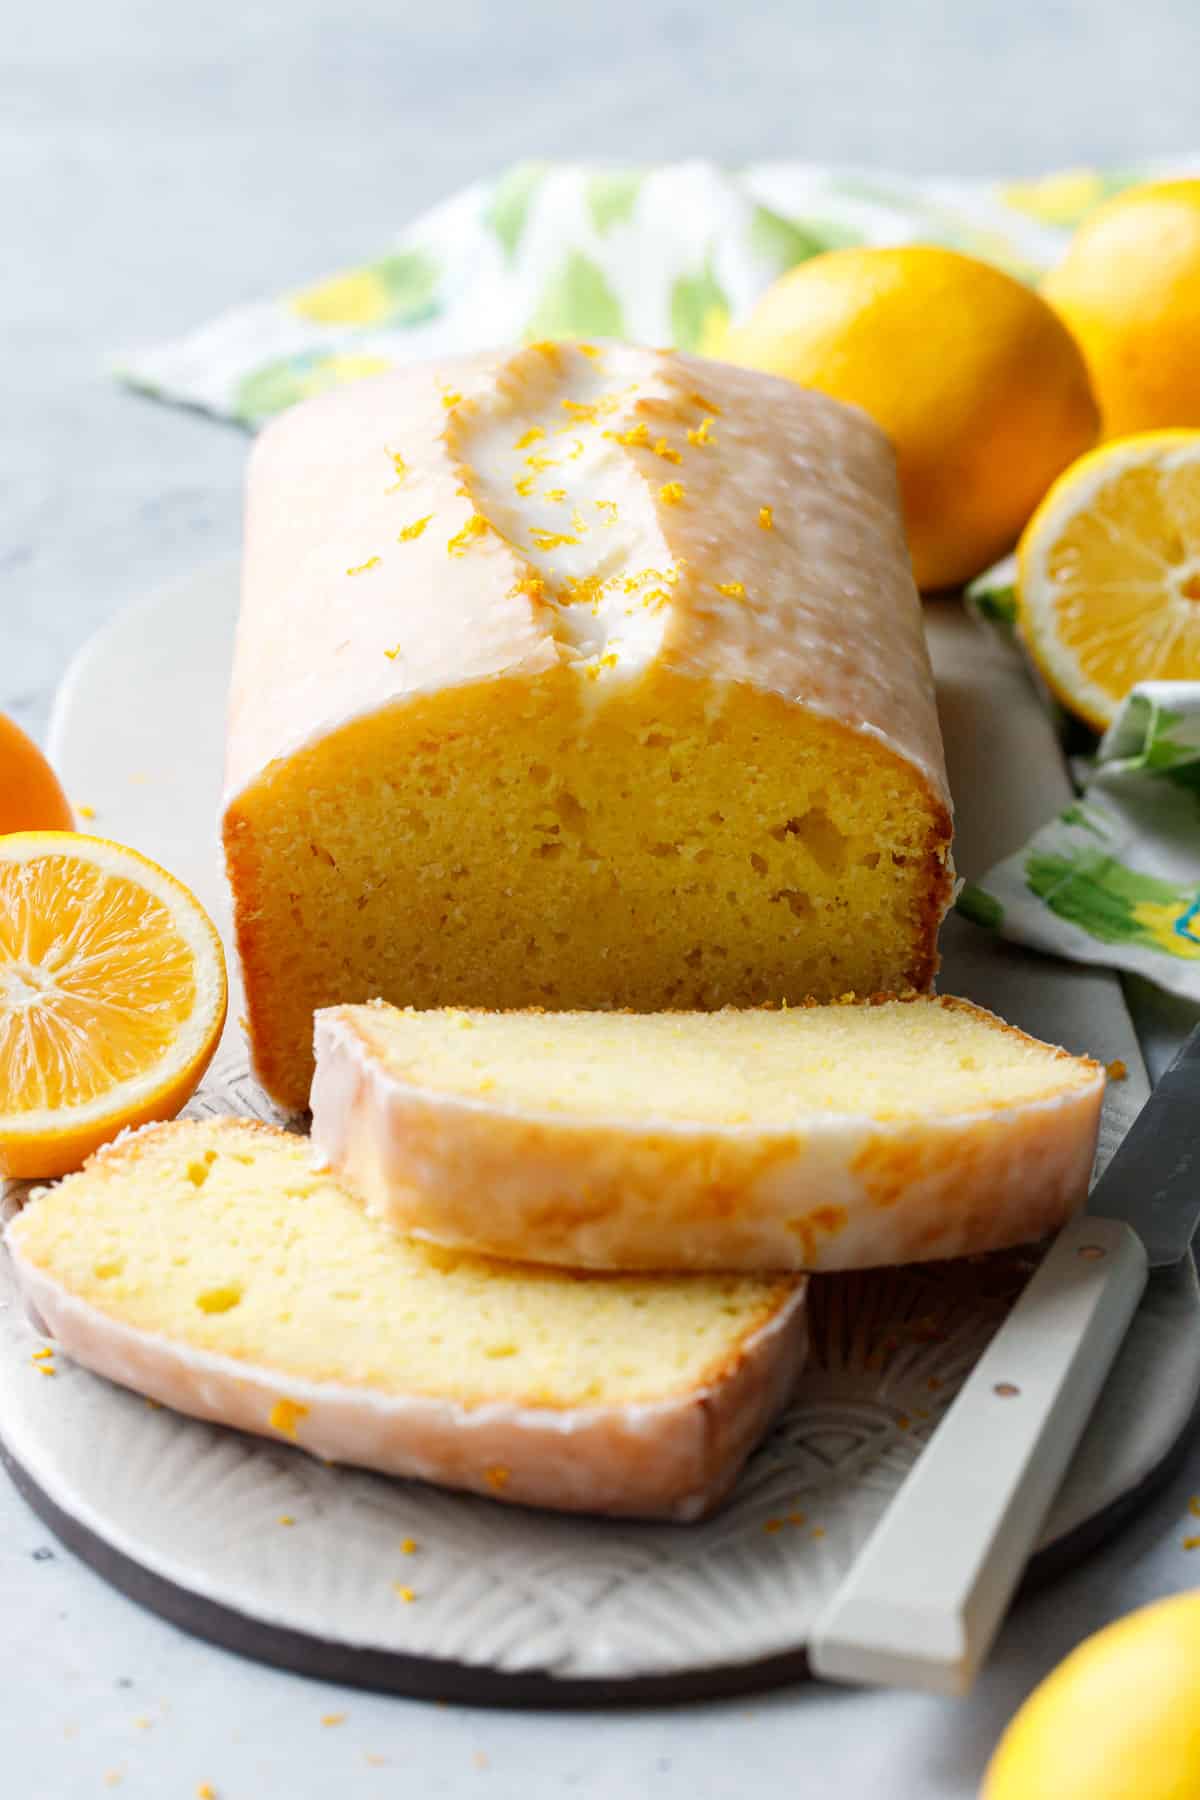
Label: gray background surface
xmin=4 ymin=3 xmax=1200 ymax=1795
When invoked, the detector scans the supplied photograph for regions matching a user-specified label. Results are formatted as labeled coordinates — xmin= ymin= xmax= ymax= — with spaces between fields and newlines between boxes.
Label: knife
xmin=810 ymin=1022 xmax=1200 ymax=1696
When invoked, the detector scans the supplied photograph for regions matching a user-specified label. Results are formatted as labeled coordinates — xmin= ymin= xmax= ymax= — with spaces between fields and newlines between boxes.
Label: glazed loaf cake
xmin=310 ymin=997 xmax=1106 ymax=1272
xmin=6 ymin=1118 xmax=807 ymax=1520
xmin=224 ymin=341 xmax=954 ymax=1110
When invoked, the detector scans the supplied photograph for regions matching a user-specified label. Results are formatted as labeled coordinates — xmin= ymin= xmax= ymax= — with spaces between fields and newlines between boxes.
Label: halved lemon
xmin=1018 ymin=430 xmax=1200 ymax=729
xmin=0 ymin=834 xmax=227 ymax=1178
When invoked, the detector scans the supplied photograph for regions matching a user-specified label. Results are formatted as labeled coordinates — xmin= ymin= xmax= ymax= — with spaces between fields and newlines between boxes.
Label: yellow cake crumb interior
xmin=353 ymin=998 xmax=1096 ymax=1125
xmin=15 ymin=1122 xmax=795 ymax=1407
xmin=226 ymin=668 xmax=946 ymax=1108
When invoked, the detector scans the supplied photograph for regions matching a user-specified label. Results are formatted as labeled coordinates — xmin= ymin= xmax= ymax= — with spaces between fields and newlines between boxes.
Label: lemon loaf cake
xmin=224 ymin=341 xmax=954 ymax=1109
xmin=5 ymin=1118 xmax=807 ymax=1520
xmin=311 ymin=996 xmax=1105 ymax=1272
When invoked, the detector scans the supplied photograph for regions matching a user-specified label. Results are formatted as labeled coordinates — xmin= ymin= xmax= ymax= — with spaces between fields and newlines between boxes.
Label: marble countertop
xmin=5 ymin=2 xmax=1200 ymax=1794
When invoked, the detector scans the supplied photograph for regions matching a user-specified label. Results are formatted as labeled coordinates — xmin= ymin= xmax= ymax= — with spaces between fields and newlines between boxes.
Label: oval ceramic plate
xmin=1 ymin=566 xmax=1196 ymax=1701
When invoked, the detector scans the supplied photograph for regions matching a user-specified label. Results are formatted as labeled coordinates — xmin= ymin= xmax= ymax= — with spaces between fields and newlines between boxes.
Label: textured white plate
xmin=1 ymin=565 xmax=1196 ymax=1697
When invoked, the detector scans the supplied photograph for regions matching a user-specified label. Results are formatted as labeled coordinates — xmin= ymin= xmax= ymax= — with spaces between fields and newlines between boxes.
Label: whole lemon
xmin=982 ymin=1591 xmax=1200 ymax=1800
xmin=1044 ymin=179 xmax=1200 ymax=438
xmin=722 ymin=245 xmax=1099 ymax=590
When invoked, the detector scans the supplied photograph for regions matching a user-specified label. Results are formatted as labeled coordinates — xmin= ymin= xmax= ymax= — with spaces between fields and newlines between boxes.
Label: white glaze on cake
xmin=310 ymin=998 xmax=1106 ymax=1273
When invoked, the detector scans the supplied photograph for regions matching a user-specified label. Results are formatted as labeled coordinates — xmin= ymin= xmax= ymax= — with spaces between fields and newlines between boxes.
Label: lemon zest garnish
xmin=346 ymin=556 xmax=380 ymax=576
xmin=525 ymin=452 xmax=560 ymax=471
xmin=576 ymin=343 xmax=602 ymax=359
xmin=514 ymin=427 xmax=545 ymax=449
xmin=321 ymin=1713 xmax=346 ymax=1727
xmin=544 ymin=487 xmax=566 ymax=502
xmin=529 ymin=528 xmax=579 ymax=550
xmin=278 ymin=1514 xmax=295 ymax=1526
xmin=687 ymin=417 xmax=716 ymax=447
xmin=759 ymin=506 xmax=774 ymax=530
xmin=717 ymin=581 xmax=746 ymax=599
xmin=385 ymin=448 xmax=408 ymax=491
xmin=440 ymin=388 xmax=462 ymax=409
xmin=384 ymin=644 xmax=402 ymax=661
xmin=398 ymin=515 xmax=432 ymax=542
xmin=76 ymin=803 xmax=97 ymax=819
xmin=659 ymin=481 xmax=685 ymax=505
xmin=509 ymin=572 xmax=546 ymax=602
xmin=690 ymin=391 xmax=722 ymax=414
xmin=608 ymin=422 xmax=650 ymax=448
xmin=594 ymin=500 xmax=619 ymax=522
xmin=1185 ymin=1536 xmax=1200 ymax=1551
xmin=447 ymin=515 xmax=487 ymax=556
xmin=32 ymin=1346 xmax=53 ymax=1360
xmin=401 ymin=1537 xmax=418 ymax=1554
xmin=393 ymin=1583 xmax=416 ymax=1603
xmin=566 ymin=438 xmax=585 ymax=460
xmin=268 ymin=1399 xmax=309 ymax=1439
xmin=570 ymin=508 xmax=589 ymax=535
xmin=514 ymin=475 xmax=536 ymax=497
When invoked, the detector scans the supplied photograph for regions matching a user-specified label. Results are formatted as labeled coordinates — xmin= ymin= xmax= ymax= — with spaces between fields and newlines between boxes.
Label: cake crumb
xmin=1106 ymin=1059 xmax=1128 ymax=1081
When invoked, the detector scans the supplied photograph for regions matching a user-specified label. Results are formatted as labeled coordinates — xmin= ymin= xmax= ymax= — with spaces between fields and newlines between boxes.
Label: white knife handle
xmin=809 ymin=1214 xmax=1148 ymax=1696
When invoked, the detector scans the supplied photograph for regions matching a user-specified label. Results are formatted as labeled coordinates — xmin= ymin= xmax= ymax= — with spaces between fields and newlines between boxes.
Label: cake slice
xmin=311 ymin=996 xmax=1105 ymax=1272
xmin=224 ymin=341 xmax=953 ymax=1110
xmin=5 ymin=1117 xmax=806 ymax=1521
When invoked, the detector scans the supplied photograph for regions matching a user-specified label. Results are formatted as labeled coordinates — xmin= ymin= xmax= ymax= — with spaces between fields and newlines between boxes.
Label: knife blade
xmin=1087 ymin=1022 xmax=1200 ymax=1265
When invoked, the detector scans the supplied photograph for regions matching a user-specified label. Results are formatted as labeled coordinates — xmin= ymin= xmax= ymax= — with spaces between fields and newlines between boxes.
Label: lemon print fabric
xmin=119 ymin=156 xmax=1199 ymax=429
xmin=960 ymin=683 xmax=1200 ymax=1001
